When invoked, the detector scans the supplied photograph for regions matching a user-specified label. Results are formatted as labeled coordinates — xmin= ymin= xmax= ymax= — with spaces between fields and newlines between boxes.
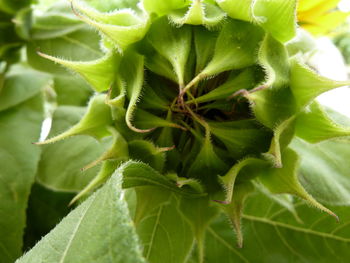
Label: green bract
xmin=1 ymin=0 xmax=350 ymax=262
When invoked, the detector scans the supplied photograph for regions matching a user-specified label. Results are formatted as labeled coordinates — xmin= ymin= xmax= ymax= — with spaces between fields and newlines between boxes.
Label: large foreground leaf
xmin=202 ymin=192 xmax=350 ymax=262
xmin=0 ymin=95 xmax=44 ymax=263
xmin=17 ymin=167 xmax=146 ymax=263
xmin=23 ymin=184 xmax=75 ymax=251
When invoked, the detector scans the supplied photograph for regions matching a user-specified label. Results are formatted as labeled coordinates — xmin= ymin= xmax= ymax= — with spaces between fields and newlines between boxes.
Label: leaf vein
xmin=207 ymin=227 xmax=249 ymax=263
xmin=58 ymin=195 xmax=96 ymax=263
xmin=243 ymin=214 xmax=350 ymax=243
xmin=145 ymin=206 xmax=163 ymax=259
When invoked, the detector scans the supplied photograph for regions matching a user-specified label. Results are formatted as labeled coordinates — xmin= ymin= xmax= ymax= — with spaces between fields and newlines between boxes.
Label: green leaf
xmin=218 ymin=0 xmax=297 ymax=43
xmin=179 ymin=196 xmax=219 ymax=263
xmin=38 ymin=94 xmax=113 ymax=144
xmin=193 ymin=26 xmax=217 ymax=75
xmin=247 ymin=85 xmax=297 ymax=128
xmin=202 ymin=19 xmax=264 ymax=76
xmin=26 ymin=28 xmax=103 ymax=75
xmin=252 ymin=0 xmax=297 ymax=43
xmin=216 ymin=0 xmax=252 ymax=22
xmin=167 ymin=173 xmax=205 ymax=194
xmin=70 ymin=160 xmax=120 ymax=205
xmin=295 ymin=102 xmax=350 ymax=143
xmin=139 ymin=84 xmax=171 ymax=111
xmin=16 ymin=167 xmax=146 ymax=263
xmin=143 ymin=0 xmax=191 ymax=16
xmin=0 ymin=65 xmax=50 ymax=111
xmin=0 ymin=0 xmax=30 ymax=14
xmin=23 ymin=183 xmax=75 ymax=251
xmin=204 ymin=192 xmax=350 ymax=262
xmin=182 ymin=19 xmax=264 ymax=93
xmin=146 ymin=17 xmax=192 ymax=87
xmin=143 ymin=51 xmax=178 ymax=83
xmin=38 ymin=50 xmax=120 ymax=92
xmin=133 ymin=109 xmax=184 ymax=130
xmin=222 ymin=181 xmax=255 ymax=248
xmin=255 ymin=183 xmax=301 ymax=223
xmin=81 ymin=127 xmax=129 ymax=171
xmin=258 ymin=148 xmax=338 ymax=219
xmin=29 ymin=2 xmax=83 ymax=40
xmin=36 ymin=106 xmax=112 ymax=192
xmin=193 ymin=69 xmax=255 ymax=104
xmin=258 ymin=34 xmax=289 ymax=88
xmin=290 ymin=58 xmax=350 ymax=108
xmin=291 ymin=137 xmax=350 ymax=206
xmin=263 ymin=116 xmax=296 ymax=167
xmin=121 ymin=161 xmax=205 ymax=197
xmin=187 ymin=129 xmax=229 ymax=191
xmin=74 ymin=0 xmax=140 ymax=12
xmin=70 ymin=1 xmax=149 ymax=51
xmin=169 ymin=0 xmax=226 ymax=27
xmin=0 ymin=11 xmax=22 ymax=62
xmin=156 ymin=114 xmax=182 ymax=171
xmin=219 ymin=158 xmax=268 ymax=204
xmin=120 ymin=52 xmax=153 ymax=133
xmin=53 ymin=74 xmax=92 ymax=106
xmin=209 ymin=120 xmax=272 ymax=159
xmin=286 ymin=28 xmax=317 ymax=56
xmin=134 ymin=186 xmax=194 ymax=263
xmin=325 ymin=106 xmax=350 ymax=127
xmin=128 ymin=140 xmax=166 ymax=172
xmin=0 ymin=95 xmax=43 ymax=263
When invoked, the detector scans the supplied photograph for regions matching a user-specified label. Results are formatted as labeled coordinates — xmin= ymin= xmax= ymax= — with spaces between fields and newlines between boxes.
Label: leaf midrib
xmin=145 ymin=205 xmax=163 ymax=260
xmin=58 ymin=194 xmax=96 ymax=263
xmin=207 ymin=227 xmax=249 ymax=263
xmin=243 ymin=214 xmax=350 ymax=243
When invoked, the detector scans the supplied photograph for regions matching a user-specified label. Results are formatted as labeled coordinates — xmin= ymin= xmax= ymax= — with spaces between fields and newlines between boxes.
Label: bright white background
xmin=316 ymin=0 xmax=350 ymax=117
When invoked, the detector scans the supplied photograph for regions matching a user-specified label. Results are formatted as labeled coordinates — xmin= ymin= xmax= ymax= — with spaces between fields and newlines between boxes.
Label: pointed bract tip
xmin=236 ymin=238 xmax=243 ymax=249
xmin=33 ymin=136 xmax=64 ymax=145
xmin=32 ymin=141 xmax=48 ymax=145
xmin=127 ymin=122 xmax=156 ymax=133
xmin=68 ymin=197 xmax=78 ymax=207
xmin=36 ymin=50 xmax=46 ymax=58
xmin=213 ymin=199 xmax=230 ymax=205
xmin=157 ymin=145 xmax=176 ymax=153
xmin=319 ymin=207 xmax=340 ymax=222
xmin=81 ymin=158 xmax=102 ymax=172
xmin=303 ymin=192 xmax=340 ymax=222
xmin=331 ymin=212 xmax=340 ymax=223
xmin=70 ymin=0 xmax=81 ymax=19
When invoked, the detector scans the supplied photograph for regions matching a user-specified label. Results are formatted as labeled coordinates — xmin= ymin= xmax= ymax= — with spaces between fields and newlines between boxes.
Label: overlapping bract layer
xmin=31 ymin=0 xmax=350 ymax=255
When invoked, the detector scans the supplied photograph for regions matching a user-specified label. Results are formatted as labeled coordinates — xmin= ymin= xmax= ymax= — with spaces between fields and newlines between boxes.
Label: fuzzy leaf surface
xmin=17 ymin=168 xmax=146 ymax=263
xmin=27 ymin=28 xmax=103 ymax=75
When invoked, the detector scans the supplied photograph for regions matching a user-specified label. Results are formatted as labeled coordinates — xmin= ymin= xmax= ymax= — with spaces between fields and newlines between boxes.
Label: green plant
xmin=1 ymin=0 xmax=350 ymax=262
